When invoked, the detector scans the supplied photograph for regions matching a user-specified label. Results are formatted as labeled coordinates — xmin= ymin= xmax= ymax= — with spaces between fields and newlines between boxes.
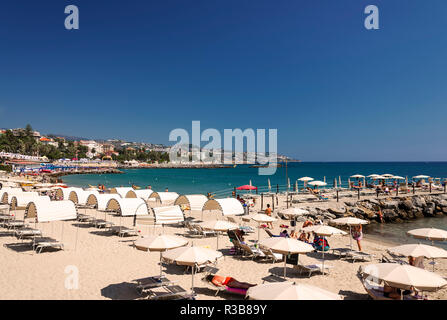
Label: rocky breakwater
xmin=333 ymin=194 xmax=447 ymax=224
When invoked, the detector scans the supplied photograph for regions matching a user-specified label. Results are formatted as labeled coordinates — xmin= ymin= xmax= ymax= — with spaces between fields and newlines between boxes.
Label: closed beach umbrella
xmin=200 ymin=220 xmax=238 ymax=249
xmin=287 ymin=178 xmax=291 ymax=191
xmin=331 ymin=217 xmax=369 ymax=249
xmin=358 ymin=263 xmax=447 ymax=292
xmin=134 ymin=235 xmax=188 ymax=277
xmin=251 ymin=213 xmax=277 ymax=241
xmin=246 ymin=282 xmax=342 ymax=300
xmin=268 ymin=179 xmax=271 ymax=192
xmin=259 ymin=237 xmax=314 ymax=278
xmin=407 ymin=228 xmax=447 ymax=242
xmin=162 ymin=246 xmax=222 ymax=294
xmin=301 ymin=225 xmax=346 ymax=274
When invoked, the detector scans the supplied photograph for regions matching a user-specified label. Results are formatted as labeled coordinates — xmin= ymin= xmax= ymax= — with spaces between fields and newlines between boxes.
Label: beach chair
xmin=32 ymin=237 xmax=64 ymax=253
xmin=359 ymin=277 xmax=420 ymax=300
xmin=259 ymin=247 xmax=283 ymax=263
xmin=330 ymin=247 xmax=354 ymax=258
xmin=194 ymin=225 xmax=217 ymax=238
xmin=110 ymin=226 xmax=139 ymax=237
xmin=92 ymin=219 xmax=114 ymax=229
xmin=345 ymin=250 xmax=375 ymax=262
xmin=201 ymin=266 xmax=249 ymax=297
xmin=142 ymin=284 xmax=195 ymax=300
xmin=262 ymin=273 xmax=287 ymax=283
xmin=239 ymin=243 xmax=266 ymax=260
xmin=14 ymin=227 xmax=42 ymax=240
xmin=381 ymin=252 xmax=408 ymax=265
xmin=294 ymin=257 xmax=333 ymax=277
xmin=134 ymin=275 xmax=177 ymax=295
xmin=185 ymin=221 xmax=200 ymax=236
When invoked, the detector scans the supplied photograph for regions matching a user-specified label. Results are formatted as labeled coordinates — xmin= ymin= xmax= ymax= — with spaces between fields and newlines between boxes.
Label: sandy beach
xmin=1 ymin=199 xmax=446 ymax=300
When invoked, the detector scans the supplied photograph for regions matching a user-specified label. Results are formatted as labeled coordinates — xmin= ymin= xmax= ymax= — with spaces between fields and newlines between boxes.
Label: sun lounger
xmin=92 ymin=219 xmax=114 ymax=229
xmin=259 ymin=247 xmax=283 ymax=263
xmin=134 ymin=275 xmax=177 ymax=294
xmin=262 ymin=273 xmax=288 ymax=283
xmin=360 ymin=278 xmax=420 ymax=300
xmin=142 ymin=284 xmax=195 ymax=300
xmin=77 ymin=214 xmax=94 ymax=222
xmin=194 ymin=225 xmax=217 ymax=237
xmin=201 ymin=267 xmax=248 ymax=297
xmin=110 ymin=226 xmax=138 ymax=237
xmin=239 ymin=243 xmax=266 ymax=260
xmin=32 ymin=237 xmax=64 ymax=253
xmin=14 ymin=227 xmax=42 ymax=240
xmin=294 ymin=257 xmax=333 ymax=277
xmin=344 ymin=250 xmax=375 ymax=262
xmin=331 ymin=247 xmax=354 ymax=257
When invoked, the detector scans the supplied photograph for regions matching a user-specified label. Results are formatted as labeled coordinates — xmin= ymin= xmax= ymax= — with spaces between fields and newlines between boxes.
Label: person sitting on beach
xmin=146 ymin=185 xmax=152 ymax=189
xmin=384 ymin=186 xmax=390 ymax=195
xmin=279 ymin=230 xmax=289 ymax=238
xmin=299 ymin=219 xmax=313 ymax=242
xmin=290 ymin=230 xmax=299 ymax=239
xmin=264 ymin=204 xmax=274 ymax=229
xmin=165 ymin=187 xmax=169 ymax=192
xmin=313 ymin=235 xmax=330 ymax=251
xmin=409 ymin=256 xmax=425 ymax=269
xmin=383 ymin=284 xmax=402 ymax=300
xmin=351 ymin=225 xmax=363 ymax=251
xmin=206 ymin=274 xmax=256 ymax=290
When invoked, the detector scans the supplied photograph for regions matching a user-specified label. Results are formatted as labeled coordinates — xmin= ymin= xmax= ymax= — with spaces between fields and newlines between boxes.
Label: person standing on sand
xmin=264 ymin=204 xmax=274 ymax=229
xmin=165 ymin=187 xmax=169 ymax=192
xmin=351 ymin=224 xmax=363 ymax=251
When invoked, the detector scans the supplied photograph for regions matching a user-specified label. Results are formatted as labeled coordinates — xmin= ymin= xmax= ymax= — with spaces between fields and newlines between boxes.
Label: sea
xmin=62 ymin=162 xmax=447 ymax=248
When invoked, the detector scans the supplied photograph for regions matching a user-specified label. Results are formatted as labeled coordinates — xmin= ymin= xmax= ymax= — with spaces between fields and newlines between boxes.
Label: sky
xmin=0 ymin=0 xmax=446 ymax=161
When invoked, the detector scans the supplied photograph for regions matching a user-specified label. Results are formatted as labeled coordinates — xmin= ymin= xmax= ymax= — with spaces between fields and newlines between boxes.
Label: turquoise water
xmin=62 ymin=162 xmax=447 ymax=196
xmin=62 ymin=162 xmax=447 ymax=246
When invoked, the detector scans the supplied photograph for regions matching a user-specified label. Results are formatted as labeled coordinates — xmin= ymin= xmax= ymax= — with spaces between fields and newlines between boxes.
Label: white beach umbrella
xmin=251 ymin=213 xmax=277 ymax=241
xmin=298 ymin=177 xmax=313 ymax=188
xmin=382 ymin=174 xmax=394 ymax=178
xmin=298 ymin=177 xmax=314 ymax=182
xmin=367 ymin=174 xmax=380 ymax=178
xmin=413 ymin=175 xmax=430 ymax=179
xmin=359 ymin=263 xmax=447 ymax=292
xmin=200 ymin=220 xmax=238 ymax=249
xmin=308 ymin=181 xmax=327 ymax=188
xmin=391 ymin=176 xmax=405 ymax=180
xmin=268 ymin=179 xmax=271 ymax=192
xmin=331 ymin=217 xmax=369 ymax=249
xmin=259 ymin=237 xmax=314 ymax=278
xmin=246 ymin=282 xmax=342 ymax=300
xmin=162 ymin=246 xmax=223 ymax=294
xmin=387 ymin=244 xmax=447 ymax=259
xmin=301 ymin=225 xmax=347 ymax=274
xmin=350 ymin=174 xmax=365 ymax=179
xmin=407 ymin=228 xmax=447 ymax=242
xmin=279 ymin=207 xmax=308 ymax=218
xmin=134 ymin=235 xmax=188 ymax=277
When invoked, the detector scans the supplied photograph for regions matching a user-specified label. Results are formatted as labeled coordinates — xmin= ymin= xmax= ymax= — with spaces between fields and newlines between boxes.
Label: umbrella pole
xmin=283 ymin=255 xmax=287 ymax=279
xmin=216 ymin=233 xmax=219 ymax=250
xmin=322 ymin=239 xmax=325 ymax=275
xmin=258 ymin=223 xmax=260 ymax=242
xmin=191 ymin=263 xmax=196 ymax=294
xmin=159 ymin=252 xmax=163 ymax=277
xmin=349 ymin=225 xmax=352 ymax=250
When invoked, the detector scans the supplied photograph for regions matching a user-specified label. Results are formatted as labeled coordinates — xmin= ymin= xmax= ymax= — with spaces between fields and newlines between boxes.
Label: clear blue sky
xmin=0 ymin=0 xmax=446 ymax=161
